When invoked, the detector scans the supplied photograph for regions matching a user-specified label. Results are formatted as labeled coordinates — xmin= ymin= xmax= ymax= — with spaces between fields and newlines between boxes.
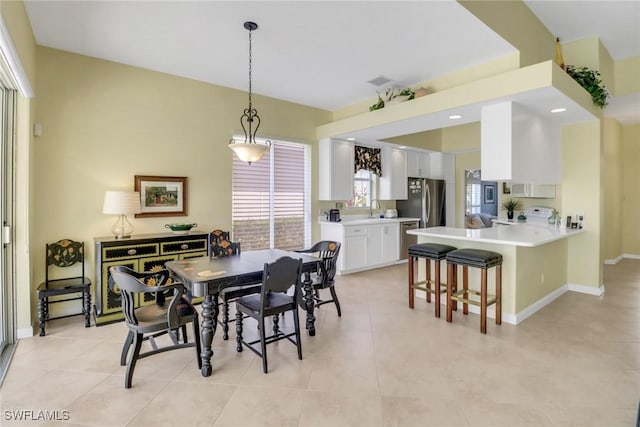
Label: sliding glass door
xmin=0 ymin=86 xmax=16 ymax=366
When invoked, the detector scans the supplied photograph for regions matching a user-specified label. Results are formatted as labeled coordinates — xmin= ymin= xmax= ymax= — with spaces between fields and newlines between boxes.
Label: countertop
xmin=407 ymin=224 xmax=584 ymax=247
xmin=319 ymin=217 xmax=421 ymax=226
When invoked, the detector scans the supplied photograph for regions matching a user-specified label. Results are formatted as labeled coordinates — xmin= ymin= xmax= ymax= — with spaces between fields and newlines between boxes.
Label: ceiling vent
xmin=367 ymin=75 xmax=393 ymax=86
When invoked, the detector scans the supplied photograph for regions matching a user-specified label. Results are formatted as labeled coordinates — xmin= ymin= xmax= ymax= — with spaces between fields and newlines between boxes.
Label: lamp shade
xmin=102 ymin=191 xmax=141 ymax=215
xmin=228 ymin=141 xmax=271 ymax=164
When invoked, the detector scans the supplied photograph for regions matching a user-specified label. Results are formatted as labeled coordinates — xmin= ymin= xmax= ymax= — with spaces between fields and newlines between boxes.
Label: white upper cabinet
xmin=481 ymin=101 xmax=561 ymax=184
xmin=318 ymin=138 xmax=354 ymax=201
xmin=379 ymin=146 xmax=407 ymax=200
xmin=406 ymin=151 xmax=430 ymax=178
xmin=428 ymin=152 xmax=444 ymax=179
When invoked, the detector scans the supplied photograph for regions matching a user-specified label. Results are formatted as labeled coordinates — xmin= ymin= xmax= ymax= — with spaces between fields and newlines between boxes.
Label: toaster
xmin=385 ymin=209 xmax=398 ymax=218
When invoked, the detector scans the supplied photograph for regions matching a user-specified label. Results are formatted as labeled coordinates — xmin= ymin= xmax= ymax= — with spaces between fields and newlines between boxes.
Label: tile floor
xmin=1 ymin=260 xmax=639 ymax=426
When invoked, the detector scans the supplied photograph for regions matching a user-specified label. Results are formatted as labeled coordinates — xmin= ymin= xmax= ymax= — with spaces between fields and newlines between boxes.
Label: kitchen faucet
xmin=369 ymin=199 xmax=380 ymax=218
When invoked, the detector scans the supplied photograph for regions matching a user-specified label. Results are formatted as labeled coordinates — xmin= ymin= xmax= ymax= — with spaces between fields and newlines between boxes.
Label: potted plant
xmin=565 ymin=65 xmax=609 ymax=108
xmin=502 ymin=198 xmax=523 ymax=220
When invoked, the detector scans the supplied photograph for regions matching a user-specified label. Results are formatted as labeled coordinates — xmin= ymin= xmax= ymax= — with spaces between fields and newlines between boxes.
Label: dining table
xmin=165 ymin=248 xmax=321 ymax=377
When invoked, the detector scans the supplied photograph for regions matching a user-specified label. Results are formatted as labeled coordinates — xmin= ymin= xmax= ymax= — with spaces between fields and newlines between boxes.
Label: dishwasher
xmin=399 ymin=220 xmax=419 ymax=259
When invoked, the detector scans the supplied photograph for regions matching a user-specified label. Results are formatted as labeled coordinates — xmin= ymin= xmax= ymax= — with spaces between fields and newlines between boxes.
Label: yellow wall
xmin=562 ymin=121 xmax=603 ymax=288
xmin=615 ymin=57 xmax=640 ymax=96
xmin=459 ymin=0 xmax=554 ymax=67
xmin=1 ymin=0 xmax=37 ymax=336
xmin=622 ymin=124 xmax=640 ymax=255
xmin=383 ymin=129 xmax=442 ymax=151
xmin=32 ymin=47 xmax=330 ymax=329
xmin=602 ymin=118 xmax=623 ymax=261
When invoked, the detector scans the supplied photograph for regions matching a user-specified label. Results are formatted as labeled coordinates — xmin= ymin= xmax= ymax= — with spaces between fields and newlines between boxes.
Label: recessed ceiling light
xmin=398 ymin=146 xmax=407 ymax=149
xmin=346 ymin=137 xmax=355 ymax=141
xmin=449 ymin=114 xmax=462 ymax=120
xmin=550 ymin=108 xmax=567 ymax=113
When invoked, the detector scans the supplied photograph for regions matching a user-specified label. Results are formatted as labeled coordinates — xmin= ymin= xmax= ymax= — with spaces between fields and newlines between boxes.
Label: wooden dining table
xmin=165 ymin=249 xmax=321 ymax=377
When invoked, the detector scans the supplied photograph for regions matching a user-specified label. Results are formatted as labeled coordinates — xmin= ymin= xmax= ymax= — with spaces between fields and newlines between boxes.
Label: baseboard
xmin=17 ymin=326 xmax=33 ymax=339
xmin=604 ymin=255 xmax=624 ymax=265
xmin=514 ymin=285 xmax=568 ymax=324
xmin=623 ymin=253 xmax=640 ymax=260
xmin=567 ymin=283 xmax=605 ymax=296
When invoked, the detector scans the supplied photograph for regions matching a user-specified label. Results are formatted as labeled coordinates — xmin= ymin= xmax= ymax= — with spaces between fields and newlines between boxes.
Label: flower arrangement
xmin=369 ymin=87 xmax=415 ymax=111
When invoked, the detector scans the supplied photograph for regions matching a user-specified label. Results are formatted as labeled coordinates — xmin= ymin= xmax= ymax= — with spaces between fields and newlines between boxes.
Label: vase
xmin=507 ymin=210 xmax=514 ymax=220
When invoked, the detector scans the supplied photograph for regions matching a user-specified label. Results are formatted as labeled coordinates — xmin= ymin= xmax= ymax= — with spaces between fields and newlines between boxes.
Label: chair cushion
xmin=446 ymin=248 xmax=503 ymax=268
xmin=408 ymin=243 xmax=457 ymax=260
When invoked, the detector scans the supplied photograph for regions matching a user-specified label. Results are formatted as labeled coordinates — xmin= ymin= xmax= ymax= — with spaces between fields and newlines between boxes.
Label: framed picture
xmin=134 ymin=175 xmax=187 ymax=218
xmin=484 ymin=185 xmax=495 ymax=204
xmin=502 ymin=182 xmax=511 ymax=195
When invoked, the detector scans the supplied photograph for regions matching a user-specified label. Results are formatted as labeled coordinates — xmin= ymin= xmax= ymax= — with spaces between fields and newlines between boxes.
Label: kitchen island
xmin=407 ymin=224 xmax=586 ymax=324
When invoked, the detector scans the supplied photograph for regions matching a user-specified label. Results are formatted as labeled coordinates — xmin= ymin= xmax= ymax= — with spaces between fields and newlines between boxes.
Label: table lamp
xmin=102 ymin=191 xmax=141 ymax=239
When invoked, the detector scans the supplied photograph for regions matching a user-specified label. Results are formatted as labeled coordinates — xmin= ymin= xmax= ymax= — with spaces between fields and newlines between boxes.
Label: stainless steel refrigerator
xmin=396 ymin=178 xmax=446 ymax=228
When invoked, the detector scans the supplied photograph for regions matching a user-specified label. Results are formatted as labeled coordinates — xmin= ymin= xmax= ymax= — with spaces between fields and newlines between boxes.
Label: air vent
xmin=367 ymin=75 xmax=392 ymax=86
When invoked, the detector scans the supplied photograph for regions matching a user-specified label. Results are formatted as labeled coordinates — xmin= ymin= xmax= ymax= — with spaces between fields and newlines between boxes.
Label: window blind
xmin=232 ymin=141 xmax=307 ymax=251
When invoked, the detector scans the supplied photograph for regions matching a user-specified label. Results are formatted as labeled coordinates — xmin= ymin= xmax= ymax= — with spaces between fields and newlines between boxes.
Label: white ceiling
xmin=24 ymin=0 xmax=640 ymax=123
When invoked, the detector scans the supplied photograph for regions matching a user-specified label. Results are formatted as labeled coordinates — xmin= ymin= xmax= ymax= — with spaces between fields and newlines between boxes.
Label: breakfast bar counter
xmin=407 ymin=224 xmax=585 ymax=325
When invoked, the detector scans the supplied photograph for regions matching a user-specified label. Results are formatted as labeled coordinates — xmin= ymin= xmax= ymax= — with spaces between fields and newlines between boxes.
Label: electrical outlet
xmin=541 ymin=273 xmax=545 ymax=284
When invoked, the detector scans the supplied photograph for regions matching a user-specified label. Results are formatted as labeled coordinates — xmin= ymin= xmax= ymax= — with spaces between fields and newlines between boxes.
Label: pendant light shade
xmin=229 ymin=21 xmax=271 ymax=165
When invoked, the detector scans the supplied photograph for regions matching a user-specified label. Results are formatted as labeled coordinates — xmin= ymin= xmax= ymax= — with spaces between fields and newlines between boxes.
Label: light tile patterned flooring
xmin=1 ymin=260 xmax=639 ymax=426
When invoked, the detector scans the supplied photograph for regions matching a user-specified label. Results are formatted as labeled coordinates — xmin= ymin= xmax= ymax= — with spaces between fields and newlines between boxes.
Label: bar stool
xmin=408 ymin=243 xmax=457 ymax=317
xmin=446 ymin=248 xmax=502 ymax=334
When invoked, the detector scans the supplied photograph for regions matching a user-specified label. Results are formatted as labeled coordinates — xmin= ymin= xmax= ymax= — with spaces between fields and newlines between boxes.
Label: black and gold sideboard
xmin=94 ymin=232 xmax=209 ymax=325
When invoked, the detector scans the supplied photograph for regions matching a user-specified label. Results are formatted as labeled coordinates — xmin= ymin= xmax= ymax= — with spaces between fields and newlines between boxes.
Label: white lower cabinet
xmin=343 ymin=226 xmax=368 ymax=271
xmin=320 ymin=221 xmax=401 ymax=274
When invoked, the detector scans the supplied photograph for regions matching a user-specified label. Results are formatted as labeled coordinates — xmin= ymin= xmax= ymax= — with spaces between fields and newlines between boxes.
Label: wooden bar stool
xmin=408 ymin=243 xmax=457 ymax=317
xmin=445 ymin=248 xmax=502 ymax=334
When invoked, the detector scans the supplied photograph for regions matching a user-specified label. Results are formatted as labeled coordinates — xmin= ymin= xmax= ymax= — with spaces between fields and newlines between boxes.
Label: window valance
xmin=354 ymin=145 xmax=382 ymax=177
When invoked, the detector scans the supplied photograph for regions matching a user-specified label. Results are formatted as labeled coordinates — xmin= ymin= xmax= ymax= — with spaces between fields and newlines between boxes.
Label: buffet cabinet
xmin=94 ymin=232 xmax=209 ymax=325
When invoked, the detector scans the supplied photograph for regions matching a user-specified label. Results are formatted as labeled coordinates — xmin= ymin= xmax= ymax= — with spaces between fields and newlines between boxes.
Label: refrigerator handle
xmin=425 ymin=183 xmax=431 ymax=225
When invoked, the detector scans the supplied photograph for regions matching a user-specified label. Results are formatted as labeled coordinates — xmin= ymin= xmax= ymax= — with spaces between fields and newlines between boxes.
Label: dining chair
xmin=235 ymin=256 xmax=303 ymax=373
xmin=208 ymin=229 xmax=263 ymax=340
xmin=296 ymin=241 xmax=342 ymax=316
xmin=109 ymin=265 xmax=201 ymax=388
xmin=37 ymin=239 xmax=92 ymax=336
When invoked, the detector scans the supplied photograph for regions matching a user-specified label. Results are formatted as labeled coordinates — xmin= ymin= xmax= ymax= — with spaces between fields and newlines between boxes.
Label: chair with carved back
xmin=109 ymin=265 xmax=201 ymax=388
xmin=296 ymin=241 xmax=342 ymax=316
xmin=235 ymin=256 xmax=303 ymax=373
xmin=208 ymin=229 xmax=262 ymax=340
xmin=37 ymin=239 xmax=92 ymax=336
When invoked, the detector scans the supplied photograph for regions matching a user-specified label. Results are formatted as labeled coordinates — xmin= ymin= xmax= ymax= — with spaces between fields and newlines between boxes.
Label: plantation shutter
xmin=232 ymin=140 xmax=307 ymax=251
xmin=273 ymin=143 xmax=305 ymax=250
xmin=232 ymin=149 xmax=271 ymax=250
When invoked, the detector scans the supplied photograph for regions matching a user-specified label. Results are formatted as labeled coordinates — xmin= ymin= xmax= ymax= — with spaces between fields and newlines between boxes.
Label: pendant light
xmin=228 ymin=21 xmax=271 ymax=165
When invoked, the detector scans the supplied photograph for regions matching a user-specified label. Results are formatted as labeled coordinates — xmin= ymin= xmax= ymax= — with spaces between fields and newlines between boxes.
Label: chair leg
xmin=496 ymin=264 xmax=502 ymax=325
xmin=83 ymin=290 xmax=91 ymax=327
xmin=222 ymin=300 xmax=230 ymax=340
xmin=38 ymin=297 xmax=46 ymax=337
xmin=125 ymin=333 xmax=143 ymax=389
xmin=426 ymin=258 xmax=432 ymax=303
xmin=434 ymin=260 xmax=441 ymax=318
xmin=293 ymin=307 xmax=303 ymax=361
xmin=446 ymin=263 xmax=454 ymax=323
xmin=408 ymin=255 xmax=415 ymax=309
xmin=481 ymin=268 xmax=488 ymax=334
xmin=273 ymin=314 xmax=280 ymax=334
xmin=329 ymin=286 xmax=342 ymax=317
xmin=235 ymin=309 xmax=243 ymax=353
xmin=259 ymin=317 xmax=268 ymax=374
xmin=120 ymin=331 xmax=134 ymax=366
xmin=193 ymin=317 xmax=202 ymax=369
xmin=462 ymin=266 xmax=469 ymax=315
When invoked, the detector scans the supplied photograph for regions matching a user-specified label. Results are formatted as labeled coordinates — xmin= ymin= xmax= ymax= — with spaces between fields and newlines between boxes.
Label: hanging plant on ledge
xmin=565 ymin=65 xmax=609 ymax=109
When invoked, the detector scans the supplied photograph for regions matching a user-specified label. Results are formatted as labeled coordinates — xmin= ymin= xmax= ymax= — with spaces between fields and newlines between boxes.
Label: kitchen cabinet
xmin=510 ymin=183 xmax=556 ymax=198
xmin=379 ymin=146 xmax=407 ymax=200
xmin=428 ymin=152 xmax=444 ymax=179
xmin=319 ymin=138 xmax=354 ymax=201
xmin=94 ymin=232 xmax=208 ymax=325
xmin=343 ymin=226 xmax=368 ymax=271
xmin=320 ymin=220 xmax=402 ymax=274
xmin=406 ymin=151 xmax=430 ymax=178
xmin=481 ymin=101 xmax=561 ymax=183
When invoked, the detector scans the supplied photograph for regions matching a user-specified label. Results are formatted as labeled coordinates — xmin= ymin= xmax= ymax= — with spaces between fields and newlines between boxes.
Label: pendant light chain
xmin=248 ymin=26 xmax=252 ymax=114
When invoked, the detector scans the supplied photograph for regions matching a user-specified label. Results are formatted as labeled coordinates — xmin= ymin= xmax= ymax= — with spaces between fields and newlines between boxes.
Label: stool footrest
xmin=413 ymin=280 xmax=447 ymax=293
xmin=450 ymin=289 xmax=498 ymax=307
